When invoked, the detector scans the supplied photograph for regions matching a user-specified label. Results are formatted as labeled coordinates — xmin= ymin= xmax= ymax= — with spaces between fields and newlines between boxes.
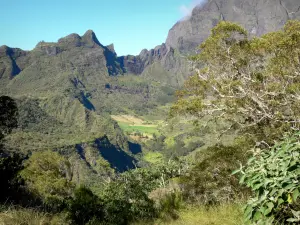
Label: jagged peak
xmin=0 ymin=45 xmax=9 ymax=49
xmin=81 ymin=29 xmax=102 ymax=47
xmin=139 ymin=49 xmax=148 ymax=55
xmin=58 ymin=33 xmax=81 ymax=42
xmin=83 ymin=29 xmax=95 ymax=36
xmin=0 ymin=45 xmax=26 ymax=56
xmin=56 ymin=33 xmax=82 ymax=48
xmin=106 ymin=44 xmax=115 ymax=53
xmin=154 ymin=43 xmax=166 ymax=51
xmin=0 ymin=45 xmax=9 ymax=51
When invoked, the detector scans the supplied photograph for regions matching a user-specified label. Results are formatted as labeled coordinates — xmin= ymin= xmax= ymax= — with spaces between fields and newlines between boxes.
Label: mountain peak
xmin=83 ymin=29 xmax=95 ymax=35
xmin=57 ymin=33 xmax=82 ymax=47
xmin=106 ymin=44 xmax=116 ymax=54
xmin=82 ymin=29 xmax=102 ymax=47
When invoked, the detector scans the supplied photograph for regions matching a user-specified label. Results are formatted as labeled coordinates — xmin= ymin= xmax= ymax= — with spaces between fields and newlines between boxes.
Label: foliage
xmin=143 ymin=152 xmax=164 ymax=164
xmin=180 ymin=144 xmax=250 ymax=205
xmin=20 ymin=151 xmax=74 ymax=208
xmin=0 ymin=96 xmax=18 ymax=140
xmin=101 ymin=181 xmax=155 ymax=225
xmin=91 ymin=160 xmax=188 ymax=225
xmin=0 ymin=153 xmax=25 ymax=204
xmin=156 ymin=191 xmax=183 ymax=221
xmin=236 ymin=132 xmax=300 ymax=224
xmin=67 ymin=186 xmax=104 ymax=225
xmin=0 ymin=96 xmax=28 ymax=205
xmin=172 ymin=20 xmax=300 ymax=142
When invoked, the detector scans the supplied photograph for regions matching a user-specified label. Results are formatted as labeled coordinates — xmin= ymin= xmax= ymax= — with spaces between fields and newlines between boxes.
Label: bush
xmin=157 ymin=191 xmax=183 ymax=221
xmin=20 ymin=151 xmax=74 ymax=210
xmin=100 ymin=172 xmax=157 ymax=225
xmin=237 ymin=132 xmax=300 ymax=224
xmin=67 ymin=187 xmax=104 ymax=225
xmin=180 ymin=144 xmax=250 ymax=205
xmin=0 ymin=152 xmax=25 ymax=204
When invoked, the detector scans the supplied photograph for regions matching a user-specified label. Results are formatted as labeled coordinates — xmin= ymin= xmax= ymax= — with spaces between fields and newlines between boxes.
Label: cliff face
xmin=166 ymin=0 xmax=300 ymax=54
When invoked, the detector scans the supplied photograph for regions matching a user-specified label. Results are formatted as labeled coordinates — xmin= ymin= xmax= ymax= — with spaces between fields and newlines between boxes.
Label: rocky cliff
xmin=166 ymin=0 xmax=300 ymax=54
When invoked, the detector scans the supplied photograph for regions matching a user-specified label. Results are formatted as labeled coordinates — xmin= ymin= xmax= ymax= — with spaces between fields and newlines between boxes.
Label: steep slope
xmin=0 ymin=30 xmax=176 ymax=114
xmin=166 ymin=0 xmax=300 ymax=54
xmin=0 ymin=31 xmax=142 ymax=183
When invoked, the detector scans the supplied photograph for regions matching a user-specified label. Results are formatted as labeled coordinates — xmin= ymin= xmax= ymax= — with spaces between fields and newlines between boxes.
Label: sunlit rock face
xmin=166 ymin=0 xmax=300 ymax=54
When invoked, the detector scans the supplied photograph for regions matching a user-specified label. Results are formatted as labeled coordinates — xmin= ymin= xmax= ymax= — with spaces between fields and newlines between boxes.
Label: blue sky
xmin=0 ymin=0 xmax=202 ymax=56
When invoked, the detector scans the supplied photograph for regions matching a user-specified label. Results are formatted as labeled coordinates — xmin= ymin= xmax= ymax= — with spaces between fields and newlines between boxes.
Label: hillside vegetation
xmin=0 ymin=20 xmax=300 ymax=225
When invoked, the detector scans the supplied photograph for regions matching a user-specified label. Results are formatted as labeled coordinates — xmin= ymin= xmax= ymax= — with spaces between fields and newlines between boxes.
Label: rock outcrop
xmin=166 ymin=0 xmax=300 ymax=54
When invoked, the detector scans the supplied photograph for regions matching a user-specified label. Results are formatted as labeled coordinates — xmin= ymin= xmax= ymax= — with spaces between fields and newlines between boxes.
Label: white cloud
xmin=179 ymin=0 xmax=208 ymax=20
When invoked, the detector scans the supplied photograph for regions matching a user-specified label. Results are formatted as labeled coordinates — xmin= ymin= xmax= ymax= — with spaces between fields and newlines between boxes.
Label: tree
xmin=67 ymin=186 xmax=104 ymax=225
xmin=0 ymin=96 xmax=24 ymax=204
xmin=172 ymin=21 xmax=300 ymax=142
xmin=0 ymin=96 xmax=18 ymax=141
xmin=20 ymin=150 xmax=74 ymax=208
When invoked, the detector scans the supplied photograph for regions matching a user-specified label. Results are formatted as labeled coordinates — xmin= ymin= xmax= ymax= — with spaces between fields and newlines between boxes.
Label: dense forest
xmin=1 ymin=20 xmax=300 ymax=225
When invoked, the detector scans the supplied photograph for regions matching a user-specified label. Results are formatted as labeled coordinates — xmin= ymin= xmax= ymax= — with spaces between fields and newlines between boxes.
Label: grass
xmin=0 ymin=207 xmax=68 ymax=225
xmin=0 ymin=203 xmax=244 ymax=225
xmin=118 ymin=122 xmax=159 ymax=135
xmin=111 ymin=115 xmax=145 ymax=124
xmin=143 ymin=152 xmax=164 ymax=164
xmin=111 ymin=114 xmax=161 ymax=139
xmin=133 ymin=203 xmax=244 ymax=225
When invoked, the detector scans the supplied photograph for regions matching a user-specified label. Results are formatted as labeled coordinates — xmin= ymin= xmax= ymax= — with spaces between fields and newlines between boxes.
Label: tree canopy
xmin=172 ymin=20 xmax=300 ymax=142
xmin=0 ymin=96 xmax=18 ymax=141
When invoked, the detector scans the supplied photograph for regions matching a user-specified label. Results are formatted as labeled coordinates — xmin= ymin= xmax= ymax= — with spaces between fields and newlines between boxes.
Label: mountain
xmin=1 ymin=0 xmax=300 ymax=183
xmin=166 ymin=0 xmax=300 ymax=54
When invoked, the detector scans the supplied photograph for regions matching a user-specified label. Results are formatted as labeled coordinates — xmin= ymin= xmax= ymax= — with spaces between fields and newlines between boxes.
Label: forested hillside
xmin=1 ymin=0 xmax=300 ymax=224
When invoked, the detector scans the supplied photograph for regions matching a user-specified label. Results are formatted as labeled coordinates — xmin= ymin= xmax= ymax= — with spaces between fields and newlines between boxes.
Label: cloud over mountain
xmin=179 ymin=0 xmax=208 ymax=20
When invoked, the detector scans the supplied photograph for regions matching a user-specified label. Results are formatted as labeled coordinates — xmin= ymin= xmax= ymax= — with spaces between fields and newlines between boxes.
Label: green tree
xmin=172 ymin=21 xmax=300 ymax=142
xmin=0 ymin=96 xmax=25 ymax=204
xmin=0 ymin=96 xmax=18 ymax=141
xmin=20 ymin=150 xmax=74 ymax=208
xmin=67 ymin=186 xmax=104 ymax=225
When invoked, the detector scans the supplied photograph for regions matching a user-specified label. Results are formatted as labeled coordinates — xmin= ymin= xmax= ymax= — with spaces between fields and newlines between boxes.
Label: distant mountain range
xmin=1 ymin=0 xmax=300 ymax=182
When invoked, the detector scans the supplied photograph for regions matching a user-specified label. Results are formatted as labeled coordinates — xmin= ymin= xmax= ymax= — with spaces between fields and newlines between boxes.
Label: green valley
xmin=1 ymin=1 xmax=300 ymax=225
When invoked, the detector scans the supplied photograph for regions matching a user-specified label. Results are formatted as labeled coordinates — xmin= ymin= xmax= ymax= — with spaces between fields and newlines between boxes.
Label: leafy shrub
xmin=180 ymin=144 xmax=250 ymax=205
xmin=100 ymin=170 xmax=158 ymax=224
xmin=237 ymin=132 xmax=300 ymax=224
xmin=20 ymin=151 xmax=74 ymax=210
xmin=0 ymin=96 xmax=18 ymax=140
xmin=0 ymin=152 xmax=25 ymax=204
xmin=67 ymin=186 xmax=104 ymax=225
xmin=157 ymin=191 xmax=183 ymax=221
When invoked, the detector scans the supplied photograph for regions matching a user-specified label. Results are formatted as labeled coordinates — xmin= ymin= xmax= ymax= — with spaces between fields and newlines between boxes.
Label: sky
xmin=0 ymin=0 xmax=204 ymax=56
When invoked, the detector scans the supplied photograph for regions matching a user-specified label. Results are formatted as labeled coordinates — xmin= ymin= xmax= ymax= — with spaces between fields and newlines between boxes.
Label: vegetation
xmin=20 ymin=151 xmax=74 ymax=209
xmin=1 ymin=20 xmax=300 ymax=225
xmin=111 ymin=114 xmax=160 ymax=142
xmin=172 ymin=20 xmax=300 ymax=143
xmin=133 ymin=203 xmax=244 ymax=225
xmin=0 ymin=206 xmax=67 ymax=225
xmin=236 ymin=132 xmax=300 ymax=224
xmin=170 ymin=20 xmax=300 ymax=224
